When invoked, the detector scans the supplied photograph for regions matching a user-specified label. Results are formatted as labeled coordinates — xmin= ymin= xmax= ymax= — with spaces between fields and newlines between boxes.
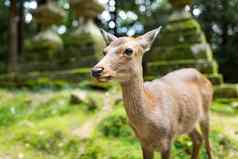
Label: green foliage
xmin=0 ymin=86 xmax=238 ymax=158
xmin=98 ymin=113 xmax=133 ymax=138
xmin=0 ymin=88 xmax=92 ymax=127
xmin=0 ymin=94 xmax=29 ymax=126
xmin=17 ymin=130 xmax=81 ymax=156
xmin=212 ymin=99 xmax=238 ymax=115
xmin=79 ymin=140 xmax=105 ymax=159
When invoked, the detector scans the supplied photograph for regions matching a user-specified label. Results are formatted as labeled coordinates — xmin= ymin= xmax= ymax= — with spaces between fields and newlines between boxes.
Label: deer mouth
xmin=96 ymin=75 xmax=113 ymax=82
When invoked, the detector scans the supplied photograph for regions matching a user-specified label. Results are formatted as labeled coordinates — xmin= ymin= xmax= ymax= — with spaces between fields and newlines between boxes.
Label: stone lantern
xmin=65 ymin=0 xmax=106 ymax=67
xmin=25 ymin=1 xmax=66 ymax=60
xmin=168 ymin=0 xmax=192 ymax=9
xmin=146 ymin=0 xmax=224 ymax=87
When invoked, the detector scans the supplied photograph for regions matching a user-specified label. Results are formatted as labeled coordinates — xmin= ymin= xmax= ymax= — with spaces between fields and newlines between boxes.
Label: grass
xmin=0 ymin=86 xmax=237 ymax=159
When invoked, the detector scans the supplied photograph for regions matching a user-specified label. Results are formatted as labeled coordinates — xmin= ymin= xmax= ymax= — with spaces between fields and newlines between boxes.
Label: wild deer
xmin=91 ymin=27 xmax=213 ymax=159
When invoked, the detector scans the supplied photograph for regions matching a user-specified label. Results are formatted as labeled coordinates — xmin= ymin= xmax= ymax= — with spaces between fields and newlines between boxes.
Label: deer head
xmin=91 ymin=27 xmax=161 ymax=83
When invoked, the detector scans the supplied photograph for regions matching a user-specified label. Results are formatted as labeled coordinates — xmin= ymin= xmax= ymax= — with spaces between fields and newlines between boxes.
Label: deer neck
xmin=120 ymin=72 xmax=146 ymax=121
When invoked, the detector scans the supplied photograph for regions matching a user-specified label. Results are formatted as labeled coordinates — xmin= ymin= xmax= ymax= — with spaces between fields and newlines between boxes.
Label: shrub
xmin=98 ymin=113 xmax=133 ymax=138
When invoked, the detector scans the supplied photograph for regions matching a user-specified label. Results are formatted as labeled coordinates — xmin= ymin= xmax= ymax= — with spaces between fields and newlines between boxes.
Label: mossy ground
xmin=0 ymin=84 xmax=237 ymax=159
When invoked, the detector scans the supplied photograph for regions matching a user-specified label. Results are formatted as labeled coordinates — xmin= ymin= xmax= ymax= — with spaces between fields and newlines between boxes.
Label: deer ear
xmin=100 ymin=29 xmax=118 ymax=45
xmin=137 ymin=26 xmax=162 ymax=53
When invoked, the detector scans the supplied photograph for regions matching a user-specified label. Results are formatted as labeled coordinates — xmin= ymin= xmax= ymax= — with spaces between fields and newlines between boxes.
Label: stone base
xmin=0 ymin=68 xmax=113 ymax=90
xmin=144 ymin=73 xmax=223 ymax=86
xmin=214 ymin=84 xmax=238 ymax=99
xmin=148 ymin=43 xmax=212 ymax=62
xmin=208 ymin=74 xmax=224 ymax=85
xmin=147 ymin=60 xmax=218 ymax=76
xmin=0 ymin=68 xmax=90 ymax=85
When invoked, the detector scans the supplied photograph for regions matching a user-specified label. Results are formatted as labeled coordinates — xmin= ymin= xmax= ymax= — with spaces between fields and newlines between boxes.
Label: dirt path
xmin=72 ymin=92 xmax=116 ymax=139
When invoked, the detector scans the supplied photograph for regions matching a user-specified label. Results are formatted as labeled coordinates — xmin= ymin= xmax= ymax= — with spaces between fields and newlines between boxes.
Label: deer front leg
xmin=142 ymin=146 xmax=154 ymax=159
xmin=160 ymin=139 xmax=172 ymax=159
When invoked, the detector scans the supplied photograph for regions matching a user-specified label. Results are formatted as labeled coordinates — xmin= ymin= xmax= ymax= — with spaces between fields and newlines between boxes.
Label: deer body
xmin=92 ymin=28 xmax=213 ymax=159
xmin=121 ymin=68 xmax=212 ymax=151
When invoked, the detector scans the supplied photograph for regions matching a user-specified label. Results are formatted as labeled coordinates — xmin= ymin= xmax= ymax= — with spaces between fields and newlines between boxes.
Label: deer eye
xmin=124 ymin=48 xmax=133 ymax=56
xmin=103 ymin=51 xmax=107 ymax=56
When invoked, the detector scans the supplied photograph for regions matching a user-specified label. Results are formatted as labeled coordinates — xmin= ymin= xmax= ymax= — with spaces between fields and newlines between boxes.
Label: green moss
xmin=26 ymin=30 xmax=63 ymax=54
xmin=157 ymin=31 xmax=206 ymax=46
xmin=214 ymin=84 xmax=238 ymax=99
xmin=207 ymin=74 xmax=224 ymax=85
xmin=98 ymin=113 xmax=133 ymax=138
xmin=149 ymin=44 xmax=211 ymax=61
xmin=212 ymin=99 xmax=238 ymax=116
xmin=64 ymin=31 xmax=95 ymax=47
xmin=0 ymin=89 xmax=89 ymax=127
xmin=144 ymin=74 xmax=223 ymax=86
xmin=169 ymin=0 xmax=192 ymax=9
xmin=0 ymin=68 xmax=91 ymax=87
xmin=0 ymin=87 xmax=238 ymax=158
xmin=64 ymin=22 xmax=105 ymax=59
xmin=164 ymin=18 xmax=201 ymax=33
xmin=147 ymin=60 xmax=218 ymax=76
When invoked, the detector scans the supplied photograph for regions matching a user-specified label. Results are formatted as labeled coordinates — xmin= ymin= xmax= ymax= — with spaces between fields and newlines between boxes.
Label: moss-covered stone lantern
xmin=145 ymin=0 xmax=223 ymax=86
xmin=25 ymin=1 xmax=66 ymax=60
xmin=65 ymin=0 xmax=106 ymax=67
xmin=169 ymin=0 xmax=192 ymax=9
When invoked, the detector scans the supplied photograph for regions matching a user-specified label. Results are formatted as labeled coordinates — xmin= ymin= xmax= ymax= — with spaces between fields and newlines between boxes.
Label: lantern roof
xmin=32 ymin=2 xmax=66 ymax=26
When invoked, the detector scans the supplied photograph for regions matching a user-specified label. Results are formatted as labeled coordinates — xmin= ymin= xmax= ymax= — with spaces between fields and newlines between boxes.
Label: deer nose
xmin=91 ymin=67 xmax=104 ymax=78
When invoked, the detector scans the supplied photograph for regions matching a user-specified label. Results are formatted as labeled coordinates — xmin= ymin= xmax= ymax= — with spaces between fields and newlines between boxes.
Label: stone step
xmin=156 ymin=31 xmax=206 ymax=46
xmin=163 ymin=18 xmax=201 ymax=33
xmin=0 ymin=68 xmax=112 ymax=90
xmin=147 ymin=60 xmax=218 ymax=76
xmin=0 ymin=68 xmax=90 ymax=84
xmin=148 ymin=43 xmax=213 ymax=62
xmin=207 ymin=74 xmax=224 ymax=85
xmin=18 ymin=57 xmax=97 ymax=73
xmin=214 ymin=84 xmax=238 ymax=99
xmin=144 ymin=73 xmax=223 ymax=86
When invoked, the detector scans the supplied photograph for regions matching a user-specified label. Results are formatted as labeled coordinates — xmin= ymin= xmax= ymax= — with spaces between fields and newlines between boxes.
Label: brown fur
xmin=92 ymin=32 xmax=213 ymax=159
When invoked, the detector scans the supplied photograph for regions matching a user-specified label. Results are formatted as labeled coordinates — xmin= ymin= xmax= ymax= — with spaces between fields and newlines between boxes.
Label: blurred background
xmin=0 ymin=0 xmax=238 ymax=158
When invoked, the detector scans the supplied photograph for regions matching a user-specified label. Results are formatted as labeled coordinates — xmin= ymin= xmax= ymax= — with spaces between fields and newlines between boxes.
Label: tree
xmin=0 ymin=2 xmax=9 ymax=72
xmin=8 ymin=0 xmax=19 ymax=73
xmin=18 ymin=0 xmax=24 ymax=55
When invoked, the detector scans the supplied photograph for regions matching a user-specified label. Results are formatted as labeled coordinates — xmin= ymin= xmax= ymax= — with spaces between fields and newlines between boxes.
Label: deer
xmin=91 ymin=27 xmax=213 ymax=159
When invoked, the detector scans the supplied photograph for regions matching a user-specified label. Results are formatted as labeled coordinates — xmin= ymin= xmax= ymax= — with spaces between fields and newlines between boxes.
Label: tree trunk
xmin=113 ymin=0 xmax=118 ymax=35
xmin=18 ymin=0 xmax=24 ymax=55
xmin=8 ymin=0 xmax=18 ymax=73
